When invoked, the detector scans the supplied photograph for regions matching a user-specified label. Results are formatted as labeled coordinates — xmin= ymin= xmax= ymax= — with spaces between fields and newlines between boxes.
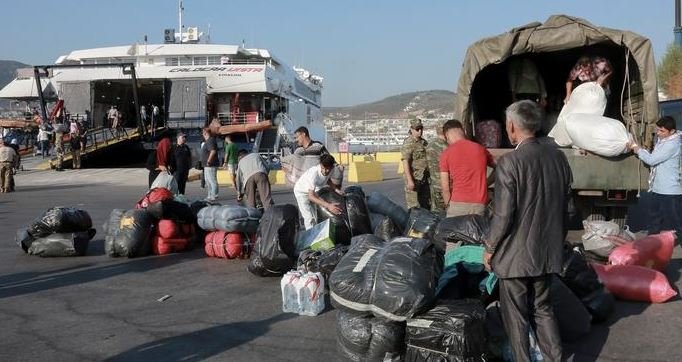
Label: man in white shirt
xmin=294 ymin=154 xmax=343 ymax=229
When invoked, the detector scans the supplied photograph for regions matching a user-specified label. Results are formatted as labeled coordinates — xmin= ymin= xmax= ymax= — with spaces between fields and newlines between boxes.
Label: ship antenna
xmin=178 ymin=0 xmax=184 ymax=44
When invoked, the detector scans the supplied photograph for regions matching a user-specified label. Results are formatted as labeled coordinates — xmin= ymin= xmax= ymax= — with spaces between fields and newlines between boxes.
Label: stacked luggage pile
xmin=12 ymin=181 xmax=679 ymax=361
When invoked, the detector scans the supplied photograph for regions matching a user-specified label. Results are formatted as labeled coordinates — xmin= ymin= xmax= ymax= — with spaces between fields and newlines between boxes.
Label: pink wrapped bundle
xmin=608 ymin=231 xmax=675 ymax=271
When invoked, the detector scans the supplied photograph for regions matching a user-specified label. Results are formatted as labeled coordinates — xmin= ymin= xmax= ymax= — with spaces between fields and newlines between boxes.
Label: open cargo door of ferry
xmin=60 ymin=81 xmax=92 ymax=125
xmin=167 ymin=78 xmax=206 ymax=129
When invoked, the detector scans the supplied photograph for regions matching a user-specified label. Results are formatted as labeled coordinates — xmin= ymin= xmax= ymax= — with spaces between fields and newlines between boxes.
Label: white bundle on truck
xmin=549 ymin=82 xmax=607 ymax=147
xmin=565 ymin=114 xmax=631 ymax=157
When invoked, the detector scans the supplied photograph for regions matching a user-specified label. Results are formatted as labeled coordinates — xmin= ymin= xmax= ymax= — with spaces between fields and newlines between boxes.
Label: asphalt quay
xmin=0 ymin=167 xmax=680 ymax=361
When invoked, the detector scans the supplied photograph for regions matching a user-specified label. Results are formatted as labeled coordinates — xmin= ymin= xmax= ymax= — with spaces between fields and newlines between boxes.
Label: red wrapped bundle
xmin=608 ymin=231 xmax=675 ymax=271
xmin=157 ymin=219 xmax=194 ymax=239
xmin=592 ymin=264 xmax=677 ymax=303
xmin=204 ymin=231 xmax=249 ymax=259
xmin=152 ymin=235 xmax=189 ymax=255
xmin=135 ymin=188 xmax=174 ymax=209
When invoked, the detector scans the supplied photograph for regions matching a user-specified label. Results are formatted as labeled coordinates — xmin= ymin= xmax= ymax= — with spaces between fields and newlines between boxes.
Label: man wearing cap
xmin=401 ymin=118 xmax=430 ymax=209
xmin=426 ymin=120 xmax=448 ymax=214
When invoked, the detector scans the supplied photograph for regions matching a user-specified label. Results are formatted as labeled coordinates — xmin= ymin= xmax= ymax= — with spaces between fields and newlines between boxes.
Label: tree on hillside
xmin=658 ymin=43 xmax=682 ymax=99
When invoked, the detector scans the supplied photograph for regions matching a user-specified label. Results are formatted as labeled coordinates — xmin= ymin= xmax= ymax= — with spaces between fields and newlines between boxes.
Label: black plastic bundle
xmin=248 ymin=204 xmax=299 ymax=277
xmin=26 ymin=207 xmax=93 ymax=238
xmin=404 ymin=208 xmax=441 ymax=241
xmin=330 ymin=235 xmax=443 ymax=321
xmin=26 ymin=230 xmax=96 ymax=257
xmin=550 ymin=276 xmax=592 ymax=342
xmin=315 ymin=187 xmax=352 ymax=245
xmin=344 ymin=186 xmax=373 ymax=236
xmin=106 ymin=209 xmax=155 ymax=258
xmin=297 ymin=245 xmax=350 ymax=278
xmin=432 ymin=215 xmax=489 ymax=252
xmin=405 ymin=299 xmax=488 ymax=361
xmin=336 ymin=310 xmax=405 ymax=362
xmin=367 ymin=192 xmax=409 ymax=233
xmin=146 ymin=200 xmax=195 ymax=223
xmin=373 ymin=215 xmax=402 ymax=242
xmin=559 ymin=246 xmax=614 ymax=322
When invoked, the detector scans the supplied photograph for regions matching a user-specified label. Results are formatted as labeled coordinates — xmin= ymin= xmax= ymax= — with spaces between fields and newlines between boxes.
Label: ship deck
xmin=0 ymin=166 xmax=680 ymax=361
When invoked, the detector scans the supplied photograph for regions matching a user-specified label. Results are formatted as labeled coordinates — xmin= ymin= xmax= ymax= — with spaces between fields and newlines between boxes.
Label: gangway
xmin=40 ymin=126 xmax=163 ymax=170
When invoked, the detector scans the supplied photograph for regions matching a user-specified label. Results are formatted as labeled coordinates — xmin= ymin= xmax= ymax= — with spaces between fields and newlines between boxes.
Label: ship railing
xmin=221 ymin=59 xmax=266 ymax=65
xmin=217 ymin=112 xmax=261 ymax=125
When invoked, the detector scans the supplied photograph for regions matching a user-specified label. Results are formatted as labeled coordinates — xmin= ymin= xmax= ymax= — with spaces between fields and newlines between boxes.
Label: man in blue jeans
xmin=629 ymin=116 xmax=682 ymax=236
xmin=201 ymin=127 xmax=220 ymax=202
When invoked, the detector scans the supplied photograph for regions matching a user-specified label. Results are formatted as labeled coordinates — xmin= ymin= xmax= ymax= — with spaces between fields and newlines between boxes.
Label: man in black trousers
xmin=484 ymin=100 xmax=572 ymax=362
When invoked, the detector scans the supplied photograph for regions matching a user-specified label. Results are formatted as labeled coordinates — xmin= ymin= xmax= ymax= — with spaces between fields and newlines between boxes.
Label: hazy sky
xmin=0 ymin=0 xmax=674 ymax=106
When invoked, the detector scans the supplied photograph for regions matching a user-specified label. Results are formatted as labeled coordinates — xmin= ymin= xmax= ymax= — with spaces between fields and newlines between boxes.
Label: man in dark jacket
xmin=484 ymin=100 xmax=572 ymax=362
xmin=173 ymin=132 xmax=192 ymax=195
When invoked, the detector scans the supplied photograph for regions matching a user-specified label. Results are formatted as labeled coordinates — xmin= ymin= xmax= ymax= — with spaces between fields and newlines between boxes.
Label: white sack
xmin=549 ymin=82 xmax=607 ymax=147
xmin=564 ymin=114 xmax=630 ymax=157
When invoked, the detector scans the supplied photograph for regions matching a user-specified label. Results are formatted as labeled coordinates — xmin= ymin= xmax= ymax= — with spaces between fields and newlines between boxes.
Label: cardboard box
xmin=296 ymin=219 xmax=336 ymax=251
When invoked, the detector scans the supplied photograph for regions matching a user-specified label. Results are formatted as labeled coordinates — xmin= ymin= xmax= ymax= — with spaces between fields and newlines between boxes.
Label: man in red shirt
xmin=439 ymin=119 xmax=495 ymax=217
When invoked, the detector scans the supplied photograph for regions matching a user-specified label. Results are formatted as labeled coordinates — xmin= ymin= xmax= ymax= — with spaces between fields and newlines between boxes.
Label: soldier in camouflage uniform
xmin=401 ymin=118 xmax=430 ymax=209
xmin=426 ymin=120 xmax=448 ymax=215
xmin=54 ymin=125 xmax=65 ymax=171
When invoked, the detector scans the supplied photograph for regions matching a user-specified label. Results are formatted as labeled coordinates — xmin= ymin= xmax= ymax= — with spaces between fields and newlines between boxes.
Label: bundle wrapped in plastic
xmin=582 ymin=220 xmax=633 ymax=258
xmin=559 ymin=246 xmax=614 ymax=322
xmin=336 ymin=310 xmax=405 ymax=362
xmin=367 ymin=192 xmax=409 ymax=232
xmin=549 ymin=82 xmax=607 ymax=147
xmin=432 ymin=214 xmax=489 ymax=252
xmin=281 ymin=154 xmax=321 ymax=186
xmin=344 ymin=186 xmax=373 ymax=236
xmin=404 ymin=207 xmax=441 ymax=240
xmin=565 ymin=113 xmax=631 ymax=157
xmin=248 ymin=204 xmax=299 ymax=277
xmin=297 ymin=245 xmax=350 ymax=278
xmin=373 ymin=215 xmax=402 ymax=242
xmin=405 ymin=299 xmax=488 ymax=361
xmin=26 ymin=207 xmax=93 ymax=238
xmin=315 ymin=187 xmax=352 ymax=245
xmin=592 ymin=264 xmax=677 ymax=303
xmin=608 ymin=231 xmax=675 ymax=271
xmin=330 ymin=235 xmax=443 ymax=321
xmin=197 ymin=205 xmax=262 ymax=233
xmin=26 ymin=230 xmax=96 ymax=257
xmin=105 ymin=209 xmax=155 ymax=258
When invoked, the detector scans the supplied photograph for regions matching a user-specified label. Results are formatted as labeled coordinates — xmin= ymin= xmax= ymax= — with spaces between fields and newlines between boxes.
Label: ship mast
xmin=178 ymin=0 xmax=184 ymax=44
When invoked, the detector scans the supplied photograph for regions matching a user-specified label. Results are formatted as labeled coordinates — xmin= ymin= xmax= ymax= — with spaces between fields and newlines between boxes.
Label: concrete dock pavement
xmin=0 ymin=167 xmax=681 ymax=361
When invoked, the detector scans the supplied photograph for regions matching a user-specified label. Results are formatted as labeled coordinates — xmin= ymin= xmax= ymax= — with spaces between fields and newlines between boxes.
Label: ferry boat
xmin=0 ymin=5 xmax=324 ymax=156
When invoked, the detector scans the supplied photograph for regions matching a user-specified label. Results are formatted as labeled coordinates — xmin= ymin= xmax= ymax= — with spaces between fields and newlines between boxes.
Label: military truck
xmin=453 ymin=15 xmax=658 ymax=226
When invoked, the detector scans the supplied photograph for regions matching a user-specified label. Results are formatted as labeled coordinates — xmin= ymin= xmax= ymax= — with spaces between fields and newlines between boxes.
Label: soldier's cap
xmin=410 ymin=118 xmax=423 ymax=129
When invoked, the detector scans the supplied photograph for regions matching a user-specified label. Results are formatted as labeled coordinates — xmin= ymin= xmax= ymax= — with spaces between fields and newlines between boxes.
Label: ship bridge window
xmin=193 ymin=56 xmax=207 ymax=65
xmin=207 ymin=56 xmax=221 ymax=65
xmin=165 ymin=57 xmax=179 ymax=66
xmin=179 ymin=56 xmax=193 ymax=66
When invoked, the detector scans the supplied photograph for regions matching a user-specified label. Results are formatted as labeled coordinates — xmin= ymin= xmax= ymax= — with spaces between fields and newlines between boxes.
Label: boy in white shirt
xmin=294 ymin=154 xmax=343 ymax=229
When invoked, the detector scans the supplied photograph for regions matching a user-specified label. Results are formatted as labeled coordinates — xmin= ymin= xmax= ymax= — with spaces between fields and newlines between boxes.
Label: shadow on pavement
xmin=104 ymin=313 xmax=295 ymax=362
xmin=0 ymin=251 xmax=203 ymax=300
xmin=564 ymin=299 xmax=650 ymax=361
xmin=15 ymin=184 xmax=100 ymax=192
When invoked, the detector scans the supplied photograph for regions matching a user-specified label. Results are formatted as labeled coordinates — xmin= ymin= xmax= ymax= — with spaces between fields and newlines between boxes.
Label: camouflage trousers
xmin=429 ymin=182 xmax=446 ymax=215
xmin=405 ymin=178 xmax=431 ymax=210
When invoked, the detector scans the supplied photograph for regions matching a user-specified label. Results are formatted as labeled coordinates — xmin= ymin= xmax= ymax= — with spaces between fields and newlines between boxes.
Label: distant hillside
xmin=0 ymin=60 xmax=30 ymax=109
xmin=324 ymin=90 xmax=455 ymax=119
xmin=0 ymin=60 xmax=28 ymax=89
